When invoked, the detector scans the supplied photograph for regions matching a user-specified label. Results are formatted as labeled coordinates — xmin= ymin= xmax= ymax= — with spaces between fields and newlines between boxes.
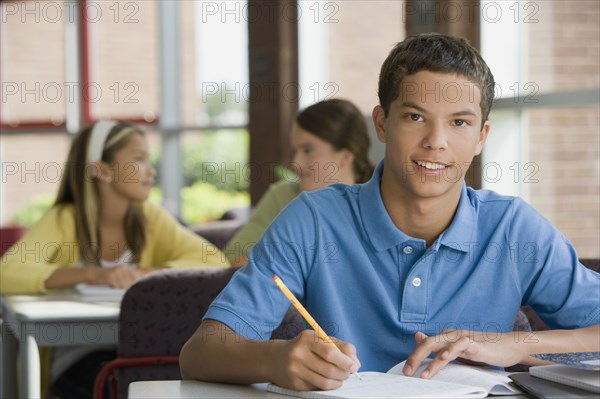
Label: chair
xmin=93 ymin=267 xmax=238 ymax=398
xmin=0 ymin=225 xmax=26 ymax=257
xmin=94 ymin=267 xmax=303 ymax=399
xmin=190 ymin=219 xmax=245 ymax=251
xmin=190 ymin=206 xmax=250 ymax=250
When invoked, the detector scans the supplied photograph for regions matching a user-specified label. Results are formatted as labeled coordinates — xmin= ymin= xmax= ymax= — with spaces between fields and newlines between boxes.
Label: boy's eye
xmin=453 ymin=119 xmax=469 ymax=127
xmin=409 ymin=113 xmax=422 ymax=122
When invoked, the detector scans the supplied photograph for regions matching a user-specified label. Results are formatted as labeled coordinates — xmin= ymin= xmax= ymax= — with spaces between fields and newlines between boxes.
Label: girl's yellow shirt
xmin=1 ymin=201 xmax=230 ymax=294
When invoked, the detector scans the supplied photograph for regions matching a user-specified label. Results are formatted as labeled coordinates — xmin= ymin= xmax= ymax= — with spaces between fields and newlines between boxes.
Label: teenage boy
xmin=180 ymin=33 xmax=599 ymax=391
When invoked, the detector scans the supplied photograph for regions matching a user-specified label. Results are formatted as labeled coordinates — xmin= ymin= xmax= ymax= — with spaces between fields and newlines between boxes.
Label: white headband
xmin=88 ymin=120 xmax=118 ymax=164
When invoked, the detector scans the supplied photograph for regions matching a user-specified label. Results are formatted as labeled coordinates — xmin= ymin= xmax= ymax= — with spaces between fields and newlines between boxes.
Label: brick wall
xmin=0 ymin=1 xmax=196 ymax=224
xmin=86 ymin=1 xmax=159 ymax=120
xmin=1 ymin=4 xmax=65 ymax=124
xmin=1 ymin=133 xmax=71 ymax=222
xmin=527 ymin=1 xmax=599 ymax=258
xmin=327 ymin=1 xmax=405 ymax=114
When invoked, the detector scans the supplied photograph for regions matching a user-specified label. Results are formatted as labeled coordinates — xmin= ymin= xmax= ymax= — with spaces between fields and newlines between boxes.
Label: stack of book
xmin=509 ymin=352 xmax=600 ymax=398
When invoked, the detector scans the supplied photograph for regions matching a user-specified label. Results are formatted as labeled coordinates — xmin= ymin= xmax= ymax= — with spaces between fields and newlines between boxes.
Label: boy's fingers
xmin=415 ymin=332 xmax=428 ymax=342
xmin=403 ymin=332 xmax=435 ymax=376
xmin=422 ymin=338 xmax=470 ymax=378
xmin=302 ymin=365 xmax=346 ymax=391
xmin=324 ymin=345 xmax=357 ymax=372
xmin=336 ymin=341 xmax=360 ymax=365
xmin=306 ymin=354 xmax=351 ymax=383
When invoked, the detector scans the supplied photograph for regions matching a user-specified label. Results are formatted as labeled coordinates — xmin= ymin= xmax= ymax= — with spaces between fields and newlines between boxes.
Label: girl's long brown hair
xmin=295 ymin=99 xmax=374 ymax=183
xmin=55 ymin=122 xmax=146 ymax=264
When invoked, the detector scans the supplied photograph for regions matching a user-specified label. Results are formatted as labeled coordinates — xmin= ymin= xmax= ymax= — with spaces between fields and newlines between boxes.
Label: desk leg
xmin=20 ymin=334 xmax=41 ymax=399
xmin=1 ymin=319 xmax=18 ymax=399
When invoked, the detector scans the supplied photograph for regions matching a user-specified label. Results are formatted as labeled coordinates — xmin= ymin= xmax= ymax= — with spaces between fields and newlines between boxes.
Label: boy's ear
xmin=474 ymin=121 xmax=491 ymax=156
xmin=372 ymin=105 xmax=387 ymax=144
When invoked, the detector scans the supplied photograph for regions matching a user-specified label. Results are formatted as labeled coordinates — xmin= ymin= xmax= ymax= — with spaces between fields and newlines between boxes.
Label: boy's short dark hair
xmin=377 ymin=33 xmax=495 ymax=124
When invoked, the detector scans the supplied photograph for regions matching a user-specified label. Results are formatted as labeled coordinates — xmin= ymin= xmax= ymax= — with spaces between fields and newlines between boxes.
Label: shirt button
xmin=403 ymin=246 xmax=413 ymax=254
xmin=412 ymin=277 xmax=422 ymax=287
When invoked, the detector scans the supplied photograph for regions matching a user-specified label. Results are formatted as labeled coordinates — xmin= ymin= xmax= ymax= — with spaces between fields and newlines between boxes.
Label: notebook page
xmin=388 ymin=360 xmax=519 ymax=395
xmin=75 ymin=283 xmax=126 ymax=297
xmin=267 ymin=372 xmax=487 ymax=398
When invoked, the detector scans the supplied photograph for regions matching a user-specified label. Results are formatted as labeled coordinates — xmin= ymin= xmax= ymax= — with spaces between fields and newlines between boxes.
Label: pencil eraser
xmin=272 ymin=275 xmax=278 ymax=281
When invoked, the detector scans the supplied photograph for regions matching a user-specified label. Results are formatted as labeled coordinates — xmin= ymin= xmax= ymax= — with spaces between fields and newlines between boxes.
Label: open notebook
xmin=267 ymin=359 xmax=520 ymax=399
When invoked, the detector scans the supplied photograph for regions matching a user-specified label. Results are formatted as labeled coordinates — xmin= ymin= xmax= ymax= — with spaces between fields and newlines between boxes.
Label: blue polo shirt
xmin=204 ymin=161 xmax=600 ymax=372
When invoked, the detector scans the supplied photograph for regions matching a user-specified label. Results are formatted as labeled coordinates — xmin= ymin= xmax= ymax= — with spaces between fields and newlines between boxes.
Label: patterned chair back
xmin=111 ymin=266 xmax=303 ymax=398
xmin=113 ymin=267 xmax=237 ymax=397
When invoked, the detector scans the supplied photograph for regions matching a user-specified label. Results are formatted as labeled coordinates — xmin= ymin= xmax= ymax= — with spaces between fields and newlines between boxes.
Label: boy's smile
xmin=374 ymin=70 xmax=490 ymax=205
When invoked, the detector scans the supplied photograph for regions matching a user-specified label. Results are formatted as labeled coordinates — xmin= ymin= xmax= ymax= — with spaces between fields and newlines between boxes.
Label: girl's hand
xmin=89 ymin=264 xmax=145 ymax=289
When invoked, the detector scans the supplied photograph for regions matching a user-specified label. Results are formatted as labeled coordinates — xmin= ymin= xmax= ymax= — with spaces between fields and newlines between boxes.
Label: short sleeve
xmin=204 ymin=194 xmax=316 ymax=339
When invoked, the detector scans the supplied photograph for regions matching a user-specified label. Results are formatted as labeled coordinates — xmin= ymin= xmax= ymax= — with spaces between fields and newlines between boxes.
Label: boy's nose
xmin=422 ymin=123 xmax=448 ymax=150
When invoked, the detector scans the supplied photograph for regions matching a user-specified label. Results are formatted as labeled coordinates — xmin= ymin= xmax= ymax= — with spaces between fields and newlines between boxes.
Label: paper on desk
xmin=389 ymin=360 xmax=519 ymax=395
xmin=75 ymin=283 xmax=126 ymax=297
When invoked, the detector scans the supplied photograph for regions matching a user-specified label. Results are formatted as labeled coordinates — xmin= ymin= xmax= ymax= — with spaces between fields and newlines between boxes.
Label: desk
xmin=128 ymin=380 xmax=528 ymax=398
xmin=0 ymin=291 xmax=121 ymax=398
xmin=129 ymin=380 xmax=290 ymax=398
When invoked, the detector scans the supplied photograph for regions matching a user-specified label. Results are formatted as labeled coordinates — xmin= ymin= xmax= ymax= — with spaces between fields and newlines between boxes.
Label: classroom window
xmin=0 ymin=1 xmax=66 ymax=126
xmin=84 ymin=1 xmax=159 ymax=122
xmin=481 ymin=0 xmax=599 ymax=258
xmin=298 ymin=0 xmax=405 ymax=164
xmin=0 ymin=1 xmax=251 ymax=226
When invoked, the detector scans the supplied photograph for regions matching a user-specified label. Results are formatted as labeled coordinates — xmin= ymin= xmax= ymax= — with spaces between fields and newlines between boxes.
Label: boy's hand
xmin=402 ymin=330 xmax=526 ymax=379
xmin=270 ymin=330 xmax=360 ymax=391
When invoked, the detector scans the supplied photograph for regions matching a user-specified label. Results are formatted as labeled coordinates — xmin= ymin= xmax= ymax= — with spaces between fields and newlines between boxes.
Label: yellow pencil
xmin=272 ymin=274 xmax=361 ymax=380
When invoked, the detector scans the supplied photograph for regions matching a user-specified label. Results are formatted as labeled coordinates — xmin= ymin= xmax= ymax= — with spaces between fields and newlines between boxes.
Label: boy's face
xmin=373 ymin=70 xmax=490 ymax=201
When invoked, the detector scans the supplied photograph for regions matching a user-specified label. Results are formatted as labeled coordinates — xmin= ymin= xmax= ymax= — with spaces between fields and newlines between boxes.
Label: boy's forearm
xmin=180 ymin=320 xmax=279 ymax=384
xmin=520 ymin=324 xmax=600 ymax=363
